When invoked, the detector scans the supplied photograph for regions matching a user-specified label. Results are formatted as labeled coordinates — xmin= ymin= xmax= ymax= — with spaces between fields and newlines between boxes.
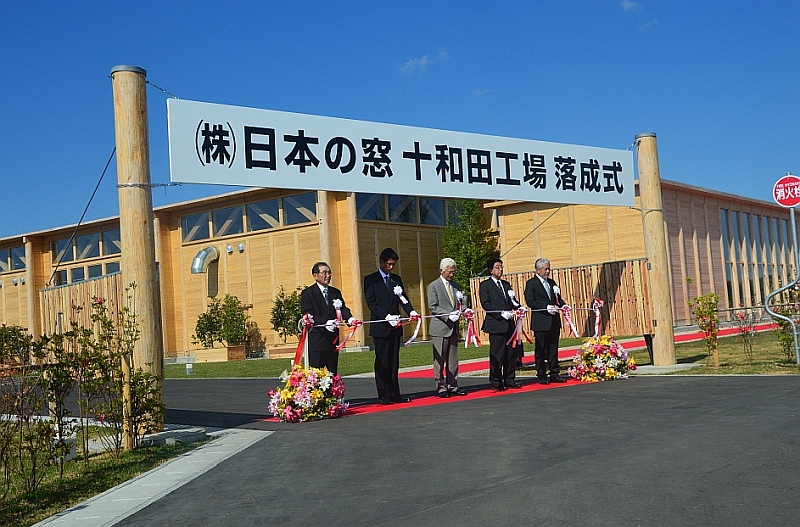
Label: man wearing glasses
xmin=524 ymin=258 xmax=566 ymax=384
xmin=300 ymin=261 xmax=354 ymax=374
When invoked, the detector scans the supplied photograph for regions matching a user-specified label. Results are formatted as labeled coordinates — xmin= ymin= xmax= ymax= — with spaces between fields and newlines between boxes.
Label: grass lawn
xmin=165 ymin=331 xmax=800 ymax=379
xmin=164 ymin=337 xmax=587 ymax=379
xmin=0 ymin=442 xmax=202 ymax=527
xmin=628 ymin=329 xmax=800 ymax=375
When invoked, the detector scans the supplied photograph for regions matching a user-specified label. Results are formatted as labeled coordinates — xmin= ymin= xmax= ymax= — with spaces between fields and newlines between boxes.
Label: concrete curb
xmin=34 ymin=428 xmax=272 ymax=527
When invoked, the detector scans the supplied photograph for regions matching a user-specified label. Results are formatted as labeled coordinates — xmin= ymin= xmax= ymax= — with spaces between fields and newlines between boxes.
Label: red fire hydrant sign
xmin=773 ymin=174 xmax=800 ymax=208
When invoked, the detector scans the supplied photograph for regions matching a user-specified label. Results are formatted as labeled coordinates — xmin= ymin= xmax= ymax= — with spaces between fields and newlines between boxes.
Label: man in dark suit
xmin=427 ymin=257 xmax=467 ymax=398
xmin=363 ymin=248 xmax=418 ymax=404
xmin=479 ymin=258 xmax=521 ymax=391
xmin=524 ymin=257 xmax=566 ymax=384
xmin=300 ymin=261 xmax=354 ymax=374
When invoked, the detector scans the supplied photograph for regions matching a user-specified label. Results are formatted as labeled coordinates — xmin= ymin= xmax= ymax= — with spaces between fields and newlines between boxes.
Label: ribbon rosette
xmin=393 ymin=285 xmax=409 ymax=305
xmin=455 ymin=290 xmax=464 ymax=311
xmin=463 ymin=308 xmax=482 ymax=347
xmin=507 ymin=289 xmax=521 ymax=308
xmin=332 ymin=298 xmax=343 ymax=321
xmin=592 ymin=298 xmax=604 ymax=338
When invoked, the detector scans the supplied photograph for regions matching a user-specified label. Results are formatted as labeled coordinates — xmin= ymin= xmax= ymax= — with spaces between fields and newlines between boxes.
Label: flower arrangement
xmin=268 ymin=365 xmax=348 ymax=422
xmin=568 ymin=334 xmax=636 ymax=382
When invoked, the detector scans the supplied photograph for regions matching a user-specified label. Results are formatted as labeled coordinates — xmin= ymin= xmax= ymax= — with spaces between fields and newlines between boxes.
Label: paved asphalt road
xmin=110 ymin=375 xmax=799 ymax=527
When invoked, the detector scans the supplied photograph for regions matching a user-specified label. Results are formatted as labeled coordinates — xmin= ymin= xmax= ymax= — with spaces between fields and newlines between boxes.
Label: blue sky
xmin=1 ymin=0 xmax=797 ymax=239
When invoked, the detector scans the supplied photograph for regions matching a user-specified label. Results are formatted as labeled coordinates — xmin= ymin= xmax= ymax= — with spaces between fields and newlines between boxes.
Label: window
xmin=52 ymin=238 xmax=74 ymax=263
xmin=247 ymin=199 xmax=280 ymax=231
xmin=213 ymin=206 xmax=244 ymax=237
xmin=182 ymin=212 xmax=210 ymax=242
xmin=419 ymin=198 xmax=445 ymax=226
xmin=0 ymin=248 xmax=9 ymax=273
xmin=105 ymin=261 xmax=120 ymax=274
xmin=88 ymin=264 xmax=103 ymax=279
xmin=102 ymin=229 xmax=121 ymax=255
xmin=70 ymin=267 xmax=85 ymax=283
xmin=53 ymin=270 xmax=67 ymax=286
xmin=388 ymin=195 xmax=417 ymax=223
xmin=356 ymin=193 xmax=386 ymax=221
xmin=284 ymin=192 xmax=317 ymax=225
xmin=76 ymin=233 xmax=100 ymax=260
xmin=11 ymin=246 xmax=25 ymax=270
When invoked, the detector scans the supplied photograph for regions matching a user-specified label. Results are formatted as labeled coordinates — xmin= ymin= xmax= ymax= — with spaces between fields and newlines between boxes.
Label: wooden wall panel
xmin=574 ymin=205 xmax=612 ymax=264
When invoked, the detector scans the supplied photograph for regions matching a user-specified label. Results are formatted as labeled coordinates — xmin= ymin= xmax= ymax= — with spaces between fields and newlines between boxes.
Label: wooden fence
xmin=469 ymin=259 xmax=653 ymax=340
xmin=39 ymin=273 xmax=126 ymax=336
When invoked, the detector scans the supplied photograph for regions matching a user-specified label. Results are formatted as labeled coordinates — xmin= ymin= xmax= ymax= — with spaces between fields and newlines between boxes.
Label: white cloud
xmin=472 ymin=88 xmax=490 ymax=97
xmin=401 ymin=55 xmax=431 ymax=74
xmin=400 ymin=49 xmax=449 ymax=74
xmin=638 ymin=19 xmax=658 ymax=30
xmin=621 ymin=0 xmax=639 ymax=11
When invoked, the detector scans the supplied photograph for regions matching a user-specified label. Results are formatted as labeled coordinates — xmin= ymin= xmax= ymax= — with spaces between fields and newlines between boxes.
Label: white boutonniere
xmin=393 ymin=285 xmax=408 ymax=304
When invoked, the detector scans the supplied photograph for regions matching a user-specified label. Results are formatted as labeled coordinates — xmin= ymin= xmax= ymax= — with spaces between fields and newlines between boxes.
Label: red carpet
xmin=399 ymin=322 xmax=777 ymax=379
xmin=262 ymin=377 xmax=579 ymax=422
xmin=263 ymin=322 xmax=776 ymax=422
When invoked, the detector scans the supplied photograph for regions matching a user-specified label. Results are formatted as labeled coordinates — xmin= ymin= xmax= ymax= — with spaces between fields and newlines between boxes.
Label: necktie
xmin=445 ymin=281 xmax=454 ymax=305
xmin=323 ymin=287 xmax=329 ymax=304
xmin=542 ymin=279 xmax=552 ymax=300
xmin=496 ymin=280 xmax=505 ymax=298
xmin=384 ymin=274 xmax=391 ymax=291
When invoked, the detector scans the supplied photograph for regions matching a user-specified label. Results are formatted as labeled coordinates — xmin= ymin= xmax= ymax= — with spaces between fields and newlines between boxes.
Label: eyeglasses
xmin=316 ymin=270 xmax=332 ymax=276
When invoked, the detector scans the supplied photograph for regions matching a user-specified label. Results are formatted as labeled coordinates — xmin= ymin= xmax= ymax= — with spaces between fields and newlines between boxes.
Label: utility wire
xmin=500 ymin=205 xmax=563 ymax=259
xmin=48 ymin=147 xmax=116 ymax=287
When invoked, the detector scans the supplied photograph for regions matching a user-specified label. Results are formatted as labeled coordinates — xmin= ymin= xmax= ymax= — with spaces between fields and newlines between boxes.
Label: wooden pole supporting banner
xmin=111 ymin=65 xmax=164 ymax=446
xmin=635 ymin=132 xmax=676 ymax=365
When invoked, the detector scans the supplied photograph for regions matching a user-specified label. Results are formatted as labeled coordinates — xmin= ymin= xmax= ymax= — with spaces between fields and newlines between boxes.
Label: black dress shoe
xmin=492 ymin=385 xmax=506 ymax=392
xmin=393 ymin=395 xmax=411 ymax=403
xmin=450 ymin=389 xmax=467 ymax=396
xmin=507 ymin=382 xmax=523 ymax=389
xmin=437 ymin=391 xmax=450 ymax=398
xmin=538 ymin=378 xmax=551 ymax=385
xmin=379 ymin=398 xmax=394 ymax=405
xmin=550 ymin=377 xmax=567 ymax=383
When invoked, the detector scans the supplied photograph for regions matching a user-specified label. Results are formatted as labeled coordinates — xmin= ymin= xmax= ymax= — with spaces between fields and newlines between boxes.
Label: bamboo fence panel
xmin=469 ymin=259 xmax=653 ymax=341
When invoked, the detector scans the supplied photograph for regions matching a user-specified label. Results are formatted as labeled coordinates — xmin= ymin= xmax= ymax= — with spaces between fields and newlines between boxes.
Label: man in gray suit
xmin=427 ymin=257 xmax=467 ymax=398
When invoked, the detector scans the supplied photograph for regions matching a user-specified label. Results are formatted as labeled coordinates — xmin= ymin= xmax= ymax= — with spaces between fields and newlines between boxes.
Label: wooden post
xmin=318 ymin=190 xmax=331 ymax=263
xmin=636 ymin=132 xmax=676 ymax=365
xmin=23 ymin=237 xmax=38 ymax=337
xmin=111 ymin=65 xmax=164 ymax=446
xmin=346 ymin=193 xmax=364 ymax=345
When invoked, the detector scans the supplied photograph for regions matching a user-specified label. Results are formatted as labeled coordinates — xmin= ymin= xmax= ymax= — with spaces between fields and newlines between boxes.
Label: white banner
xmin=167 ymin=99 xmax=634 ymax=206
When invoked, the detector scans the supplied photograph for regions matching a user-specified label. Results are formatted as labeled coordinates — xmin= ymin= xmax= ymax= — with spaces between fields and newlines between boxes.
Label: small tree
xmin=271 ymin=286 xmax=303 ymax=343
xmin=441 ymin=198 xmax=499 ymax=298
xmin=689 ymin=292 xmax=720 ymax=367
xmin=193 ymin=295 xmax=248 ymax=347
xmin=219 ymin=295 xmax=248 ymax=346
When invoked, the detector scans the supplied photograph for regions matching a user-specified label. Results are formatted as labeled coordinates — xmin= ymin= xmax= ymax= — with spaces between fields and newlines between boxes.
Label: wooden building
xmin=0 ymin=179 xmax=795 ymax=358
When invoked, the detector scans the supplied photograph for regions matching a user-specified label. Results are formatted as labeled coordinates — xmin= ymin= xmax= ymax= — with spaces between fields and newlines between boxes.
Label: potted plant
xmin=193 ymin=295 xmax=248 ymax=361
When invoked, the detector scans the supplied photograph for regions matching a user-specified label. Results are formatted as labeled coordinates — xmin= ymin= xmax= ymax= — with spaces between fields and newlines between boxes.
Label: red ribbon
xmin=335 ymin=319 xmax=362 ymax=352
xmin=560 ymin=304 xmax=579 ymax=337
xmin=506 ymin=307 xmax=533 ymax=346
xmin=464 ymin=309 xmax=481 ymax=347
xmin=294 ymin=314 xmax=314 ymax=366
